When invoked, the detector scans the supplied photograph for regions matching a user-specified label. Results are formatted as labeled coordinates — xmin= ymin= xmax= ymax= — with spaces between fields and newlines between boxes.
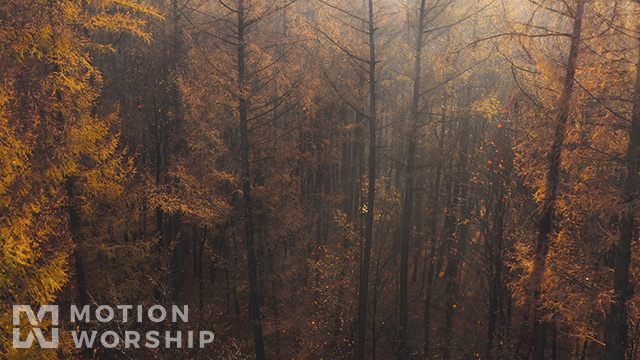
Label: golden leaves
xmin=0 ymin=1 xmax=159 ymax=357
xmin=471 ymin=94 xmax=500 ymax=118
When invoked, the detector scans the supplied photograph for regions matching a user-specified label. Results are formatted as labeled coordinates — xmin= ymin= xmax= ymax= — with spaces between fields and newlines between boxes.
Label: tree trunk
xmin=398 ymin=1 xmax=427 ymax=358
xmin=170 ymin=213 xmax=183 ymax=304
xmin=443 ymin=117 xmax=471 ymax=360
xmin=603 ymin=21 xmax=640 ymax=360
xmin=487 ymin=122 xmax=512 ymax=359
xmin=531 ymin=1 xmax=585 ymax=358
xmin=237 ymin=1 xmax=266 ymax=358
xmin=355 ymin=0 xmax=378 ymax=358
xmin=424 ymin=119 xmax=445 ymax=359
xmin=66 ymin=178 xmax=88 ymax=307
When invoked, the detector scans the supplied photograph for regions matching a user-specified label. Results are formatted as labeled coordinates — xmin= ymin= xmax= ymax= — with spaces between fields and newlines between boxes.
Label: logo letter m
xmin=13 ymin=305 xmax=59 ymax=348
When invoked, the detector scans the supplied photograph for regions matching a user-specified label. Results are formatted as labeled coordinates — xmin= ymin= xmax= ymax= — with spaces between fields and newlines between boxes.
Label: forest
xmin=1 ymin=0 xmax=640 ymax=359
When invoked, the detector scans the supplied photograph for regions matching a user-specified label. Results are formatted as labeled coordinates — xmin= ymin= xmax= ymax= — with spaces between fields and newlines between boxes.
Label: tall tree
xmin=530 ymin=0 xmax=586 ymax=358
xmin=398 ymin=1 xmax=427 ymax=357
xmin=356 ymin=1 xmax=379 ymax=358
xmin=0 ymin=0 xmax=153 ymax=357
xmin=236 ymin=1 xmax=266 ymax=357
xmin=315 ymin=0 xmax=385 ymax=357
xmin=177 ymin=0 xmax=304 ymax=357
xmin=604 ymin=5 xmax=640 ymax=358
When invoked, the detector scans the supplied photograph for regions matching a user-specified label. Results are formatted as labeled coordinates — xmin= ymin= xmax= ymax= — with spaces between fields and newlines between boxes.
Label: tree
xmin=177 ymin=0 xmax=306 ymax=357
xmin=0 ymin=0 xmax=154 ymax=358
xmin=529 ymin=1 xmax=586 ymax=358
xmin=398 ymin=1 xmax=427 ymax=357
xmin=314 ymin=0 xmax=386 ymax=357
xmin=604 ymin=3 xmax=640 ymax=357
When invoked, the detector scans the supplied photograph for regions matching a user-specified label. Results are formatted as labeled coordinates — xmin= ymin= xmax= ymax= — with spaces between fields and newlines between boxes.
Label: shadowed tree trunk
xmin=398 ymin=0 xmax=427 ymax=358
xmin=443 ymin=116 xmax=471 ymax=360
xmin=66 ymin=178 xmax=88 ymax=308
xmin=604 ymin=17 xmax=640 ymax=360
xmin=486 ymin=121 xmax=513 ymax=359
xmin=424 ymin=118 xmax=445 ymax=359
xmin=236 ymin=1 xmax=266 ymax=358
xmin=355 ymin=0 xmax=378 ymax=359
xmin=168 ymin=0 xmax=185 ymax=306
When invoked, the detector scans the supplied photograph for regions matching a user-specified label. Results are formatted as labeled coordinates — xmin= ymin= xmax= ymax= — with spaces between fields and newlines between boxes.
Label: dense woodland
xmin=1 ymin=0 xmax=640 ymax=359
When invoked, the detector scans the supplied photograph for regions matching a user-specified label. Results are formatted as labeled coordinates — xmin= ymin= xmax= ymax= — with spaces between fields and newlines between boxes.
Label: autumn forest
xmin=1 ymin=0 xmax=640 ymax=359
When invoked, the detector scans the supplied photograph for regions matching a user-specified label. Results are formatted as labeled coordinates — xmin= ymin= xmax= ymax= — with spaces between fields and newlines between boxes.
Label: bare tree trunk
xmin=604 ymin=21 xmax=640 ymax=360
xmin=237 ymin=1 xmax=266 ymax=358
xmin=398 ymin=1 xmax=427 ymax=358
xmin=443 ymin=117 xmax=471 ymax=360
xmin=486 ymin=123 xmax=512 ymax=359
xmin=424 ymin=120 xmax=445 ymax=359
xmin=355 ymin=1 xmax=378 ymax=359
xmin=531 ymin=1 xmax=585 ymax=358
xmin=168 ymin=0 xmax=185 ymax=305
